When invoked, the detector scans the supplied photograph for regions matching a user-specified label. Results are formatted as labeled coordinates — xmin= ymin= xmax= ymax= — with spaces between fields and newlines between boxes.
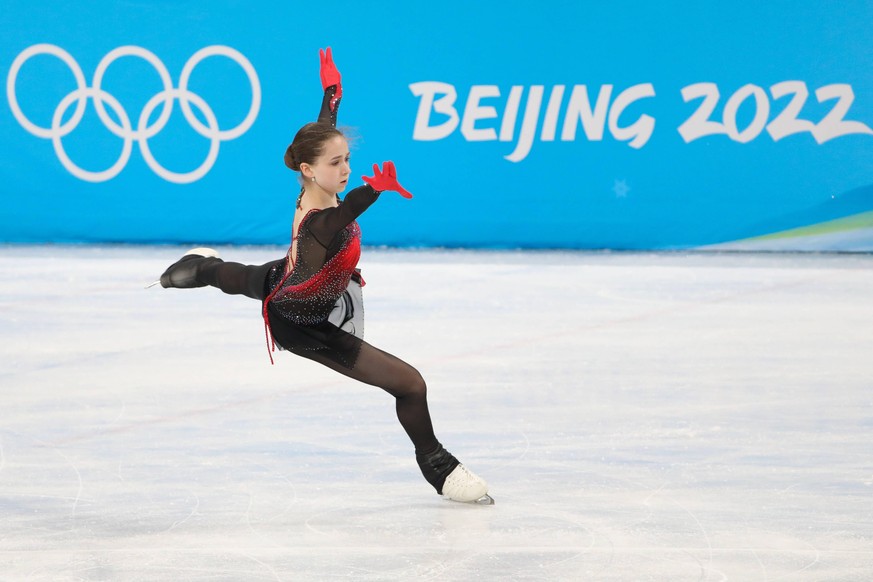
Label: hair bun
xmin=283 ymin=144 xmax=298 ymax=170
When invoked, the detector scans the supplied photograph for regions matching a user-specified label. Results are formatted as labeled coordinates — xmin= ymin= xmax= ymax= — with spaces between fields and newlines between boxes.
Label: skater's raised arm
xmin=316 ymin=47 xmax=342 ymax=127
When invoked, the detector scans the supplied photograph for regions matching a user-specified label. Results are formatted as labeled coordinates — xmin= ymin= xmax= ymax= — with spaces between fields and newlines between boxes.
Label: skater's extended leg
xmin=197 ymin=259 xmax=281 ymax=300
xmin=160 ymin=248 xmax=281 ymax=301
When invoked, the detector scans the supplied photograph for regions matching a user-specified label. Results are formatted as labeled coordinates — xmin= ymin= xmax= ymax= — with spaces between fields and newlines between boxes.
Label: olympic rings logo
xmin=6 ymin=44 xmax=260 ymax=183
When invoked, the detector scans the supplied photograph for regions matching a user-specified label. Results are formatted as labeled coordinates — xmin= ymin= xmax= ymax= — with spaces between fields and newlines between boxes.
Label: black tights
xmin=195 ymin=258 xmax=440 ymax=454
xmin=298 ymin=342 xmax=438 ymax=453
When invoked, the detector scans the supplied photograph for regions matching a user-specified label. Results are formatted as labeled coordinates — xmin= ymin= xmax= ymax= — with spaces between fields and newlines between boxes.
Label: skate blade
xmin=144 ymin=280 xmax=161 ymax=289
xmin=445 ymin=494 xmax=495 ymax=505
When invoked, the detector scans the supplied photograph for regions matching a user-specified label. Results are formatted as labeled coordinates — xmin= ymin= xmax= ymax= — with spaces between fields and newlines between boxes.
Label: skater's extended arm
xmin=308 ymin=162 xmax=414 ymax=246
xmin=307 ymin=185 xmax=379 ymax=246
xmin=316 ymin=47 xmax=342 ymax=127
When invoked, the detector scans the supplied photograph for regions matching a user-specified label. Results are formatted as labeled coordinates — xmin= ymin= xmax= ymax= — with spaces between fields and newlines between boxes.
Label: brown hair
xmin=284 ymin=122 xmax=345 ymax=171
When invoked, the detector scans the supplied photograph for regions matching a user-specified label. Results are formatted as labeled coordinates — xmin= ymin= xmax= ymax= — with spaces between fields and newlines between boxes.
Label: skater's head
xmin=285 ymin=123 xmax=351 ymax=202
xmin=284 ymin=123 xmax=351 ymax=202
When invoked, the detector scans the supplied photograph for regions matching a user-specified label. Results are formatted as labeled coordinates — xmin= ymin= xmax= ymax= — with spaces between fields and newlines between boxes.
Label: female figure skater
xmin=156 ymin=48 xmax=492 ymax=504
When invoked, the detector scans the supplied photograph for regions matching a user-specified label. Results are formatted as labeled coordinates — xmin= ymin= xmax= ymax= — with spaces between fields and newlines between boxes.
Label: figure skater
xmin=154 ymin=48 xmax=493 ymax=504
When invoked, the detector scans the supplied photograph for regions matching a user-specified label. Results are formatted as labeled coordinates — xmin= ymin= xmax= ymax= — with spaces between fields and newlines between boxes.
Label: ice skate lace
xmin=442 ymin=465 xmax=487 ymax=499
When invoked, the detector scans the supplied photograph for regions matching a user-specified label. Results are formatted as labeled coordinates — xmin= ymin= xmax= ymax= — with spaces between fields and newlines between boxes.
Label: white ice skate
xmin=441 ymin=464 xmax=494 ymax=505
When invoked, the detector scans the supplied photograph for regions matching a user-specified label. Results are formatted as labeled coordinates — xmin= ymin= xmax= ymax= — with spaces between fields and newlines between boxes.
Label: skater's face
xmin=305 ymin=135 xmax=351 ymax=194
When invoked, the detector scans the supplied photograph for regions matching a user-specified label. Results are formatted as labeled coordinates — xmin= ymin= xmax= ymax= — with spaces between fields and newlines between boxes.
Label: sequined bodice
xmin=264 ymin=184 xmax=378 ymax=328
xmin=267 ymin=212 xmax=361 ymax=325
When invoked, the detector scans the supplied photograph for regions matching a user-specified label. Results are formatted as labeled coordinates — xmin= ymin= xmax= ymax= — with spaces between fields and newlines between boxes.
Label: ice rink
xmin=1 ymin=245 xmax=871 ymax=581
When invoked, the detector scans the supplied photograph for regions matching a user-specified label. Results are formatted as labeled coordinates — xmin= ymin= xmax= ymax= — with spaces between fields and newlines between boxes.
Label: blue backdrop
xmin=2 ymin=1 xmax=872 ymax=250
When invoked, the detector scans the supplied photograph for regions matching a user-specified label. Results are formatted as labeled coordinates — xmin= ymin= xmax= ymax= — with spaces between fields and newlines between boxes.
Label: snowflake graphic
xmin=612 ymin=179 xmax=630 ymax=198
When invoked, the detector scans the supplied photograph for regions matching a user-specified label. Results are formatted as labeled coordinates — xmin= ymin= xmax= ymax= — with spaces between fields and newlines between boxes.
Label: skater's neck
xmin=302 ymin=185 xmax=338 ymax=209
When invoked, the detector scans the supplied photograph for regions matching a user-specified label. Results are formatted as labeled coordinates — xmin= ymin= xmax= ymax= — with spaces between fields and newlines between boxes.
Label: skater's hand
xmin=319 ymin=47 xmax=342 ymax=111
xmin=362 ymin=161 xmax=413 ymax=199
xmin=319 ymin=47 xmax=341 ymax=89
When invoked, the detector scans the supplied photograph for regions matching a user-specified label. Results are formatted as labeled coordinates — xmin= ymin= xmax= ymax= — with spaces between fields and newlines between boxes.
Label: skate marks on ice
xmin=2 ymin=247 xmax=873 ymax=580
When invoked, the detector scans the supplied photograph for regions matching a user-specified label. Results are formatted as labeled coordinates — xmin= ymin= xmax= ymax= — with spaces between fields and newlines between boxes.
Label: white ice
xmin=1 ymin=246 xmax=871 ymax=581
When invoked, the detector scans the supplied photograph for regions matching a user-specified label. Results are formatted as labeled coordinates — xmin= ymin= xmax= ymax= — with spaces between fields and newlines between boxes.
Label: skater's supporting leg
xmin=298 ymin=341 xmax=439 ymax=454
xmin=288 ymin=339 xmax=490 ymax=501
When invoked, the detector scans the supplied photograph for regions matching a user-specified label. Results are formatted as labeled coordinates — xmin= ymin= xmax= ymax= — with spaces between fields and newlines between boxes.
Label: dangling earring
xmin=311 ymin=177 xmax=316 ymax=182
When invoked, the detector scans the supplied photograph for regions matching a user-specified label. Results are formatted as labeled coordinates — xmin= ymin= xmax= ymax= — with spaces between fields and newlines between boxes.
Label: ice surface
xmin=1 ymin=245 xmax=872 ymax=580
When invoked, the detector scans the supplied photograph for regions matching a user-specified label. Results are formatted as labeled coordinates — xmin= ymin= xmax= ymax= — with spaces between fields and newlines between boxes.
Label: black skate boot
xmin=157 ymin=247 xmax=222 ymax=288
xmin=416 ymin=443 xmax=494 ymax=504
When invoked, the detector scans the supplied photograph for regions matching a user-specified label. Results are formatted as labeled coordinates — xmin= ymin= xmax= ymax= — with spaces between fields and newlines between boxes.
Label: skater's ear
xmin=299 ymin=162 xmax=314 ymax=179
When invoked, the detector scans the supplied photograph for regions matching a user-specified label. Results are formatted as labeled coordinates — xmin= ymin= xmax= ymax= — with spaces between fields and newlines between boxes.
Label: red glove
xmin=362 ymin=161 xmax=413 ymax=199
xmin=319 ymin=47 xmax=342 ymax=111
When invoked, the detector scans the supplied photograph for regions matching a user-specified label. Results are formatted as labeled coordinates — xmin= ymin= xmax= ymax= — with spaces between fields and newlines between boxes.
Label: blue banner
xmin=2 ymin=1 xmax=872 ymax=250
